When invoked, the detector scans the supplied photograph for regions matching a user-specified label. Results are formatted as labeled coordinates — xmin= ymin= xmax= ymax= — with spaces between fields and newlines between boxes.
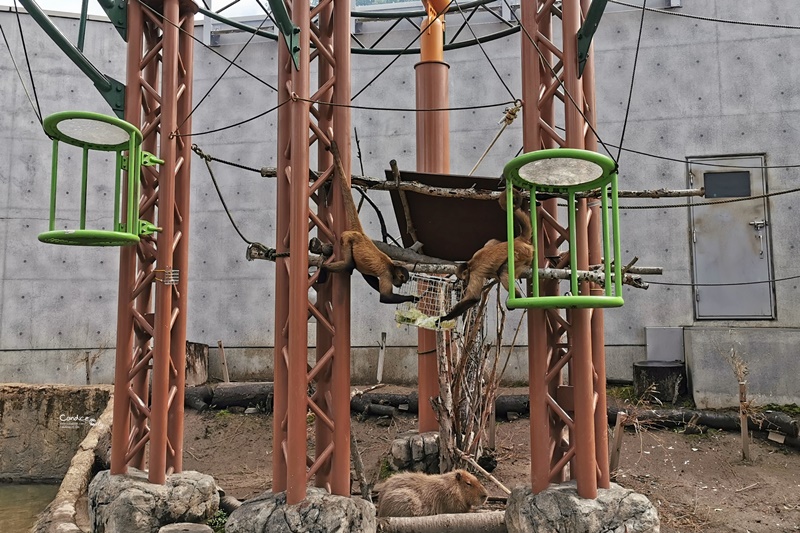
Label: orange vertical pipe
xmin=416 ymin=0 xmax=449 ymax=434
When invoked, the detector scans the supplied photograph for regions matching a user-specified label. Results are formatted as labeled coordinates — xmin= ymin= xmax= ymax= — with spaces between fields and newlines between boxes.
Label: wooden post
xmin=739 ymin=381 xmax=750 ymax=460
xmin=217 ymin=340 xmax=230 ymax=383
xmin=609 ymin=411 xmax=626 ymax=478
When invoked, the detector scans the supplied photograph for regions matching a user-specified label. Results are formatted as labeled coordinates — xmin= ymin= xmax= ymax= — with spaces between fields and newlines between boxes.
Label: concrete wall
xmin=0 ymin=384 xmax=111 ymax=482
xmin=0 ymin=2 xmax=798 ymax=406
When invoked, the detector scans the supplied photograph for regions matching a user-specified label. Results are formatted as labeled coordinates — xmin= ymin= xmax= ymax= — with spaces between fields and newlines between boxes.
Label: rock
xmin=89 ymin=468 xmax=219 ymax=533
xmin=409 ymin=434 xmax=425 ymax=464
xmin=506 ymin=481 xmax=660 ymax=533
xmin=158 ymin=524 xmax=213 ymax=533
xmin=226 ymin=487 xmax=376 ymax=533
xmin=390 ymin=438 xmax=412 ymax=470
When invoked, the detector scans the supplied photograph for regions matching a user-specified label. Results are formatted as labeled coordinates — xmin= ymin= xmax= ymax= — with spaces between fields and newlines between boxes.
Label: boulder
xmin=506 ymin=481 xmax=660 ymax=533
xmin=226 ymin=487 xmax=376 ymax=533
xmin=89 ymin=468 xmax=219 ymax=533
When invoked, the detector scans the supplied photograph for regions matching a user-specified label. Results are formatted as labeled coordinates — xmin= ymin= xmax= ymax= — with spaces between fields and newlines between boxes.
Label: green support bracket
xmin=576 ymin=0 xmax=608 ymax=78
xmin=97 ymin=0 xmax=128 ymax=42
xmin=264 ymin=0 xmax=301 ymax=70
xmin=17 ymin=0 xmax=126 ymax=117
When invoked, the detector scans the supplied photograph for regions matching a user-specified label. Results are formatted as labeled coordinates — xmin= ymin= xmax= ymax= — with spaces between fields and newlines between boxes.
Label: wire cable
xmin=12 ymin=0 xmax=42 ymax=125
xmin=644 ymin=274 xmax=800 ymax=288
xmin=619 ymin=185 xmax=800 ymax=210
xmin=351 ymin=0 xmax=454 ymax=102
xmin=615 ymin=0 xmax=646 ymax=165
xmin=173 ymin=98 xmax=290 ymax=138
xmin=502 ymin=0 xmax=618 ymax=166
xmin=1 ymin=23 xmax=41 ymax=125
xmin=609 ymin=0 xmax=800 ymax=30
xmin=192 ymin=143 xmax=289 ymax=260
xmin=453 ymin=0 xmax=516 ymax=101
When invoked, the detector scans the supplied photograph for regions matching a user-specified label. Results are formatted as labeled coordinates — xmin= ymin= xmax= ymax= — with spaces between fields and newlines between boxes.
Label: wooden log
xmin=211 ymin=382 xmax=273 ymax=410
xmin=609 ymin=411 xmax=626 ymax=477
xmin=184 ymin=384 xmax=213 ymax=412
xmin=185 ymin=341 xmax=209 ymax=387
xmin=739 ymin=381 xmax=751 ymax=460
xmin=217 ymin=340 xmax=231 ymax=383
xmin=632 ymin=360 xmax=688 ymax=404
xmin=377 ymin=511 xmax=507 ymax=533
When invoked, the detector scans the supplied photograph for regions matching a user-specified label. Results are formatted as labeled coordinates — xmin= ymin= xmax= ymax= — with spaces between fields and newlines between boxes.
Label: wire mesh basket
xmin=394 ymin=273 xmax=461 ymax=330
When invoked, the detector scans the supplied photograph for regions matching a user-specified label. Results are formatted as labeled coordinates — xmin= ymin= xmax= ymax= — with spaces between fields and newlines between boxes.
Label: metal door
xmin=688 ymin=155 xmax=775 ymax=319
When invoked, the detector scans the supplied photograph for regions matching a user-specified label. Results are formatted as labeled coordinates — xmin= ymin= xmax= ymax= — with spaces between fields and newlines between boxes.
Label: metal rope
xmin=503 ymin=0 xmax=618 ymax=166
xmin=644 ymin=274 xmax=800 ymax=288
xmin=351 ymin=0 xmax=454 ymax=101
xmin=191 ymin=144 xmax=288 ymax=260
xmin=11 ymin=0 xmax=42 ymax=125
xmin=453 ymin=0 xmax=517 ymax=101
xmin=1 ymin=22 xmax=41 ymax=125
xmin=610 ymin=0 xmax=800 ymax=30
xmin=615 ymin=0 xmax=646 ymax=165
xmin=618 ymin=186 xmax=800 ymax=210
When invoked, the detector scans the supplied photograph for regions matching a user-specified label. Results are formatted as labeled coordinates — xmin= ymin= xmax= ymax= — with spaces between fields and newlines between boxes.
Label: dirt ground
xmin=182 ymin=390 xmax=800 ymax=533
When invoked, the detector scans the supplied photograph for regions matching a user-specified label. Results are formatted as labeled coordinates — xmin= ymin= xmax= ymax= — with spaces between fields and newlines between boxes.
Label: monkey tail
xmin=330 ymin=140 xmax=363 ymax=234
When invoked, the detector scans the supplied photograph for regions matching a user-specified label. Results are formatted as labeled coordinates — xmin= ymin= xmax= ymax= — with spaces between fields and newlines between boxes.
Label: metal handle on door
xmin=749 ymin=219 xmax=767 ymax=255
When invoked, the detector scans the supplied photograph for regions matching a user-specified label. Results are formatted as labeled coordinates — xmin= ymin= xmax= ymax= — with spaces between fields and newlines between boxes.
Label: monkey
xmin=437 ymin=189 xmax=533 ymax=322
xmin=316 ymin=141 xmax=417 ymax=305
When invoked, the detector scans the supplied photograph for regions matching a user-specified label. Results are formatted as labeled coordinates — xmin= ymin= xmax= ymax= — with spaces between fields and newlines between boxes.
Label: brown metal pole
xmin=581 ymin=0 xmax=610 ymax=487
xmin=167 ymin=8 xmax=195 ymax=475
xmin=563 ymin=0 xmax=597 ymax=499
xmin=272 ymin=38 xmax=290 ymax=493
xmin=523 ymin=0 xmax=563 ymax=492
xmin=330 ymin=0 xmax=353 ymax=496
xmin=286 ymin=0 xmax=312 ymax=503
xmin=148 ymin=0 xmax=181 ymax=485
xmin=315 ymin=0 xmax=335 ymax=492
xmin=416 ymin=2 xmax=449 ymax=434
xmin=110 ymin=0 xmax=145 ymax=476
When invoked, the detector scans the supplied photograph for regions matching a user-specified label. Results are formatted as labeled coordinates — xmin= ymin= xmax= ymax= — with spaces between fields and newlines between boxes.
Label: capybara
xmin=376 ymin=469 xmax=489 ymax=517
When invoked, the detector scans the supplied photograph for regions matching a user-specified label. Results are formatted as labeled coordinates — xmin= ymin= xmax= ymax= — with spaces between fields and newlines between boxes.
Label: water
xmin=0 ymin=484 xmax=59 ymax=533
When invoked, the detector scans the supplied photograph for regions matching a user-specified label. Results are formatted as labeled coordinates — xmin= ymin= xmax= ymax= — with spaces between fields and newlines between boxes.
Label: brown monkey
xmin=438 ymin=190 xmax=533 ymax=322
xmin=317 ymin=142 xmax=417 ymax=304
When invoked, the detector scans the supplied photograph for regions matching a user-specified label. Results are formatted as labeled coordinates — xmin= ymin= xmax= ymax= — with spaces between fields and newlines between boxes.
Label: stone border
xmin=33 ymin=394 xmax=114 ymax=533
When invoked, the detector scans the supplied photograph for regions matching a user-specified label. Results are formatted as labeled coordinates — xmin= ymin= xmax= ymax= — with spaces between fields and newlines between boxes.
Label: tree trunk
xmin=211 ymin=382 xmax=273 ymax=410
xmin=377 ymin=512 xmax=506 ymax=533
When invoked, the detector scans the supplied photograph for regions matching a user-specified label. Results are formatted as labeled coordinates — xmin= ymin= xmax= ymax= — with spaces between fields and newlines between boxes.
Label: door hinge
xmin=695 ymin=289 xmax=700 ymax=302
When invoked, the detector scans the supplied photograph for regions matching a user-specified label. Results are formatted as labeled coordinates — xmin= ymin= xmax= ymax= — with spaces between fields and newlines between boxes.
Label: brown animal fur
xmin=318 ymin=142 xmax=416 ymax=304
xmin=376 ymin=469 xmax=488 ymax=517
xmin=438 ymin=190 xmax=533 ymax=321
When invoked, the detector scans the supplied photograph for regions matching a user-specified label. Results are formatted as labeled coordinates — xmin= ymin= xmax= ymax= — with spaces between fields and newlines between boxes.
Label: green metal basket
xmin=503 ymin=148 xmax=624 ymax=309
xmin=38 ymin=110 xmax=161 ymax=246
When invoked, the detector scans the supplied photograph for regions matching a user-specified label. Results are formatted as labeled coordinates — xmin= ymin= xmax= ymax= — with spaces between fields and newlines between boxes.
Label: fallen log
xmin=377 ymin=511 xmax=506 ymax=533
xmin=184 ymin=384 xmax=213 ymax=412
xmin=211 ymin=382 xmax=273 ymax=410
xmin=609 ymin=407 xmax=799 ymax=438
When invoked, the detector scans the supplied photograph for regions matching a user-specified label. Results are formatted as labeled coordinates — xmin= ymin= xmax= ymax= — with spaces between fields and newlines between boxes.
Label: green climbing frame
xmin=38 ymin=110 xmax=161 ymax=246
xmin=503 ymin=148 xmax=624 ymax=309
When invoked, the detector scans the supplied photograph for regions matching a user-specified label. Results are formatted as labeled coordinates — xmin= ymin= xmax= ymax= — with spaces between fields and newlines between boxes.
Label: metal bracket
xmin=265 ymin=0 xmax=301 ymax=70
xmin=18 ymin=0 xmax=126 ymax=117
xmin=97 ymin=0 xmax=128 ymax=42
xmin=576 ymin=0 xmax=608 ymax=78
xmin=141 ymin=151 xmax=165 ymax=167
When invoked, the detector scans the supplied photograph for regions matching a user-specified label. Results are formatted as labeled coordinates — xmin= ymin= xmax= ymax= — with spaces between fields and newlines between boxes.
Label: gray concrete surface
xmin=0 ymin=2 xmax=798 ymax=407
